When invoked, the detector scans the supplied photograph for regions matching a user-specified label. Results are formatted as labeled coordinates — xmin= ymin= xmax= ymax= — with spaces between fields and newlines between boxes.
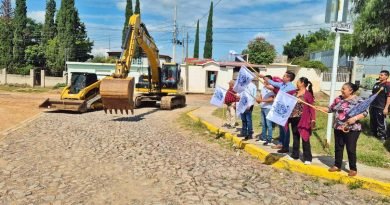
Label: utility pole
xmin=326 ymin=0 xmax=344 ymax=144
xmin=186 ymin=32 xmax=189 ymax=61
xmin=182 ymin=38 xmax=185 ymax=63
xmin=172 ymin=0 xmax=178 ymax=63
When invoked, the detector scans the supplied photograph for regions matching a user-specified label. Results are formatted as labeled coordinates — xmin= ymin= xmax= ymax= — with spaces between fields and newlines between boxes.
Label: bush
xmin=292 ymin=57 xmax=328 ymax=72
xmin=13 ymin=65 xmax=34 ymax=75
xmin=361 ymin=76 xmax=376 ymax=89
xmin=53 ymin=83 xmax=67 ymax=89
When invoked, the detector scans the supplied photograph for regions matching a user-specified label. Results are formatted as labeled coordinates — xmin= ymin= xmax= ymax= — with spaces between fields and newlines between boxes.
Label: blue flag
xmin=210 ymin=86 xmax=227 ymax=107
xmin=347 ymin=93 xmax=379 ymax=117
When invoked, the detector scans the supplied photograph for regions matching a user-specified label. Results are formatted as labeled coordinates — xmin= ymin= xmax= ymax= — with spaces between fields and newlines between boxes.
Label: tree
xmin=134 ymin=0 xmax=140 ymax=14
xmin=283 ymin=34 xmax=307 ymax=59
xmin=42 ymin=0 xmax=56 ymax=44
xmin=193 ymin=19 xmax=199 ymax=58
xmin=122 ymin=0 xmax=133 ymax=45
xmin=351 ymin=0 xmax=390 ymax=58
xmin=242 ymin=37 xmax=276 ymax=65
xmin=25 ymin=44 xmax=45 ymax=67
xmin=13 ymin=0 xmax=27 ymax=64
xmin=0 ymin=19 xmax=13 ymax=69
xmin=203 ymin=1 xmax=213 ymax=59
xmin=52 ymin=0 xmax=93 ymax=71
xmin=0 ymin=0 xmax=12 ymax=19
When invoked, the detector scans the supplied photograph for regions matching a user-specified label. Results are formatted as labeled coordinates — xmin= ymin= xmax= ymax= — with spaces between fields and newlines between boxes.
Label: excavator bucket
xmin=100 ymin=77 xmax=135 ymax=115
xmin=39 ymin=98 xmax=87 ymax=113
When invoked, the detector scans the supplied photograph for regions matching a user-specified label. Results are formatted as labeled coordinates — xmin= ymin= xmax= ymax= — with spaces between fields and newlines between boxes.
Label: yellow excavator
xmin=39 ymin=14 xmax=185 ymax=114
xmin=100 ymin=14 xmax=185 ymax=114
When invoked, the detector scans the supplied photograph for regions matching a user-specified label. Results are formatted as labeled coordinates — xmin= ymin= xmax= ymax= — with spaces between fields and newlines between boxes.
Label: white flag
xmin=210 ymin=86 xmax=227 ymax=107
xmin=266 ymin=91 xmax=298 ymax=126
xmin=233 ymin=66 xmax=255 ymax=93
xmin=236 ymin=91 xmax=251 ymax=116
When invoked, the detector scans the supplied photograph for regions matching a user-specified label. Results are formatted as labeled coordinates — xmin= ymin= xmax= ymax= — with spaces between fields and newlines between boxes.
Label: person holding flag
xmin=318 ymin=83 xmax=368 ymax=177
xmin=259 ymin=71 xmax=297 ymax=153
xmin=224 ymin=80 xmax=239 ymax=128
xmin=237 ymin=81 xmax=257 ymax=140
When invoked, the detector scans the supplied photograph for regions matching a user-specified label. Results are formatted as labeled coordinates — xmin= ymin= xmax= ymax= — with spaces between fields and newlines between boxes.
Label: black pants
xmin=369 ymin=107 xmax=387 ymax=140
xmin=290 ymin=117 xmax=312 ymax=162
xmin=334 ymin=129 xmax=360 ymax=171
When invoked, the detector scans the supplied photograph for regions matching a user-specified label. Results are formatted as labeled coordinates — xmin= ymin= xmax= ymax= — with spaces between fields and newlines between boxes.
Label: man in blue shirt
xmin=259 ymin=71 xmax=296 ymax=153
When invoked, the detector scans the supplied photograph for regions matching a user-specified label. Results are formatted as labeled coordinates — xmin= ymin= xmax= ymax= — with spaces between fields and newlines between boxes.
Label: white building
xmin=180 ymin=59 xmax=266 ymax=94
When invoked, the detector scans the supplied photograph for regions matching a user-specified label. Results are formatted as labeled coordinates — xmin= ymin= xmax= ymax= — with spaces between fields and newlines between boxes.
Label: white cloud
xmin=254 ymin=32 xmax=270 ymax=39
xmin=28 ymin=10 xmax=45 ymax=24
xmin=116 ymin=1 xmax=126 ymax=11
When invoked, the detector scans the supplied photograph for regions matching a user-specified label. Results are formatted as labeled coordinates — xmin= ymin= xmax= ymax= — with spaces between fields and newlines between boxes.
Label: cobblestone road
xmin=0 ymin=98 xmax=388 ymax=204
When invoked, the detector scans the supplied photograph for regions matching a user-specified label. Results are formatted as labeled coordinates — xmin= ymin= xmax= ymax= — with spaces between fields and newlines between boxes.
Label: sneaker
xmin=277 ymin=148 xmax=289 ymax=153
xmin=271 ymin=144 xmax=283 ymax=149
xmin=304 ymin=161 xmax=312 ymax=165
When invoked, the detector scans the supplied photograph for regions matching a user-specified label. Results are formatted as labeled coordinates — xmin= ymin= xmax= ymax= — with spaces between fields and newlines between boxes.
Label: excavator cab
xmin=160 ymin=63 xmax=180 ymax=90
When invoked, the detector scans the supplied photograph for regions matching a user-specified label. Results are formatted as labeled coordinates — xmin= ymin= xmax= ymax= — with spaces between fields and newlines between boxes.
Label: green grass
xmin=212 ymin=106 xmax=390 ymax=168
xmin=0 ymin=84 xmax=53 ymax=93
xmin=348 ymin=180 xmax=364 ymax=190
xmin=177 ymin=113 xmax=235 ymax=151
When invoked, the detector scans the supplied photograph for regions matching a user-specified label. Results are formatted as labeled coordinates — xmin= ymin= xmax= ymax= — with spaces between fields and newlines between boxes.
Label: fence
xmin=322 ymin=72 xmax=350 ymax=82
xmin=0 ymin=68 xmax=65 ymax=87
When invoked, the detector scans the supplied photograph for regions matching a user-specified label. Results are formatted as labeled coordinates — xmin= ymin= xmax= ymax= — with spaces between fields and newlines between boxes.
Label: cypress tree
xmin=42 ymin=0 xmax=56 ymax=44
xmin=52 ymin=0 xmax=92 ymax=71
xmin=203 ymin=1 xmax=213 ymax=59
xmin=0 ymin=0 xmax=13 ymax=69
xmin=193 ymin=19 xmax=199 ymax=58
xmin=0 ymin=20 xmax=13 ymax=69
xmin=122 ymin=0 xmax=133 ymax=45
xmin=135 ymin=0 xmax=140 ymax=14
xmin=13 ymin=0 xmax=27 ymax=64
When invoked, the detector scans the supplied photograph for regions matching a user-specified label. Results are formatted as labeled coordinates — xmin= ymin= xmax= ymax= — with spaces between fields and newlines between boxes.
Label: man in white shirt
xmin=256 ymin=75 xmax=275 ymax=145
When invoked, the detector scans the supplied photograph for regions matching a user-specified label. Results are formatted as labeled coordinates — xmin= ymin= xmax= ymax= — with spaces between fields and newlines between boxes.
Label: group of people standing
xmin=224 ymin=70 xmax=390 ymax=177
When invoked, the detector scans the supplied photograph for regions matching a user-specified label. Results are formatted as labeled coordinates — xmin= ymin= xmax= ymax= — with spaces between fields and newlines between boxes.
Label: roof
xmin=185 ymin=58 xmax=265 ymax=68
xmin=219 ymin=61 xmax=265 ymax=68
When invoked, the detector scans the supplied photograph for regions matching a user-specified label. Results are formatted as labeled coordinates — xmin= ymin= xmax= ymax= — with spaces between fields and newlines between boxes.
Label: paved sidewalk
xmin=191 ymin=106 xmax=390 ymax=184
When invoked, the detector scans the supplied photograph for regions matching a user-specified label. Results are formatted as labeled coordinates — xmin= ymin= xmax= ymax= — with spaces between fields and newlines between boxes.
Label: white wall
xmin=6 ymin=74 xmax=30 ymax=85
xmin=180 ymin=63 xmax=234 ymax=93
xmin=45 ymin=76 xmax=65 ymax=87
xmin=294 ymin=67 xmax=322 ymax=93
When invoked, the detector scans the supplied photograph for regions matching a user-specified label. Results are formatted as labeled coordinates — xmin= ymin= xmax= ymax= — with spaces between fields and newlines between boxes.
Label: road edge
xmin=186 ymin=111 xmax=390 ymax=197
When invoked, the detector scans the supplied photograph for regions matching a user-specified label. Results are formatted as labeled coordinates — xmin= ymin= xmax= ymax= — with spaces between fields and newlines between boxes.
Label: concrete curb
xmin=187 ymin=111 xmax=390 ymax=197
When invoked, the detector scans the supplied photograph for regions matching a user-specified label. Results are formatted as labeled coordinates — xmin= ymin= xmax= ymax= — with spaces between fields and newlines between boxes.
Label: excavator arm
xmin=100 ymin=14 xmax=161 ymax=114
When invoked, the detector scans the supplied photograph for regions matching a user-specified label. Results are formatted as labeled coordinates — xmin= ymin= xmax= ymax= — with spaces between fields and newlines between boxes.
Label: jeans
xmin=279 ymin=122 xmax=291 ymax=150
xmin=334 ymin=129 xmax=360 ymax=171
xmin=260 ymin=108 xmax=273 ymax=142
xmin=290 ymin=117 xmax=312 ymax=161
xmin=240 ymin=106 xmax=253 ymax=137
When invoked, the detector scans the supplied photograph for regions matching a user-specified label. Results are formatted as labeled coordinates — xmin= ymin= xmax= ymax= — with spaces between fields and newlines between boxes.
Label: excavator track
xmin=160 ymin=95 xmax=186 ymax=110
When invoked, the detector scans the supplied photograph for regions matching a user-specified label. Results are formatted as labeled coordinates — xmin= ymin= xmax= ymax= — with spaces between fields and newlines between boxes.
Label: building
xmin=181 ymin=58 xmax=266 ymax=93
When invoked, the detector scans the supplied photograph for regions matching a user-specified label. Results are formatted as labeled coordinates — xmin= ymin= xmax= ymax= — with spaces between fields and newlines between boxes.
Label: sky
xmin=25 ymin=0 xmax=329 ymax=63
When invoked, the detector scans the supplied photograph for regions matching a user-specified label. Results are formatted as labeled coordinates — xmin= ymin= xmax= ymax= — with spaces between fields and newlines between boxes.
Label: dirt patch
xmin=0 ymin=91 xmax=58 ymax=133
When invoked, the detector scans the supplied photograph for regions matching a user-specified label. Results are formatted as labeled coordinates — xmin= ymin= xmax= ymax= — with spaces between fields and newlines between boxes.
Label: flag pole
xmin=236 ymin=56 xmax=327 ymax=114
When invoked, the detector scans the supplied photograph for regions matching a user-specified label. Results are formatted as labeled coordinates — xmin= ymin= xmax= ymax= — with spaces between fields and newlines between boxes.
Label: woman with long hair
xmin=288 ymin=77 xmax=315 ymax=165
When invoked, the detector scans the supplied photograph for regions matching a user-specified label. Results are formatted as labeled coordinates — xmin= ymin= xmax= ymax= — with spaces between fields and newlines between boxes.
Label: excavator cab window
xmin=70 ymin=73 xmax=98 ymax=94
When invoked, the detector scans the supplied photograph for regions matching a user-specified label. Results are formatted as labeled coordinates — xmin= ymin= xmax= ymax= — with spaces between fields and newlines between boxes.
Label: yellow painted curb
xmin=186 ymin=111 xmax=390 ymax=196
